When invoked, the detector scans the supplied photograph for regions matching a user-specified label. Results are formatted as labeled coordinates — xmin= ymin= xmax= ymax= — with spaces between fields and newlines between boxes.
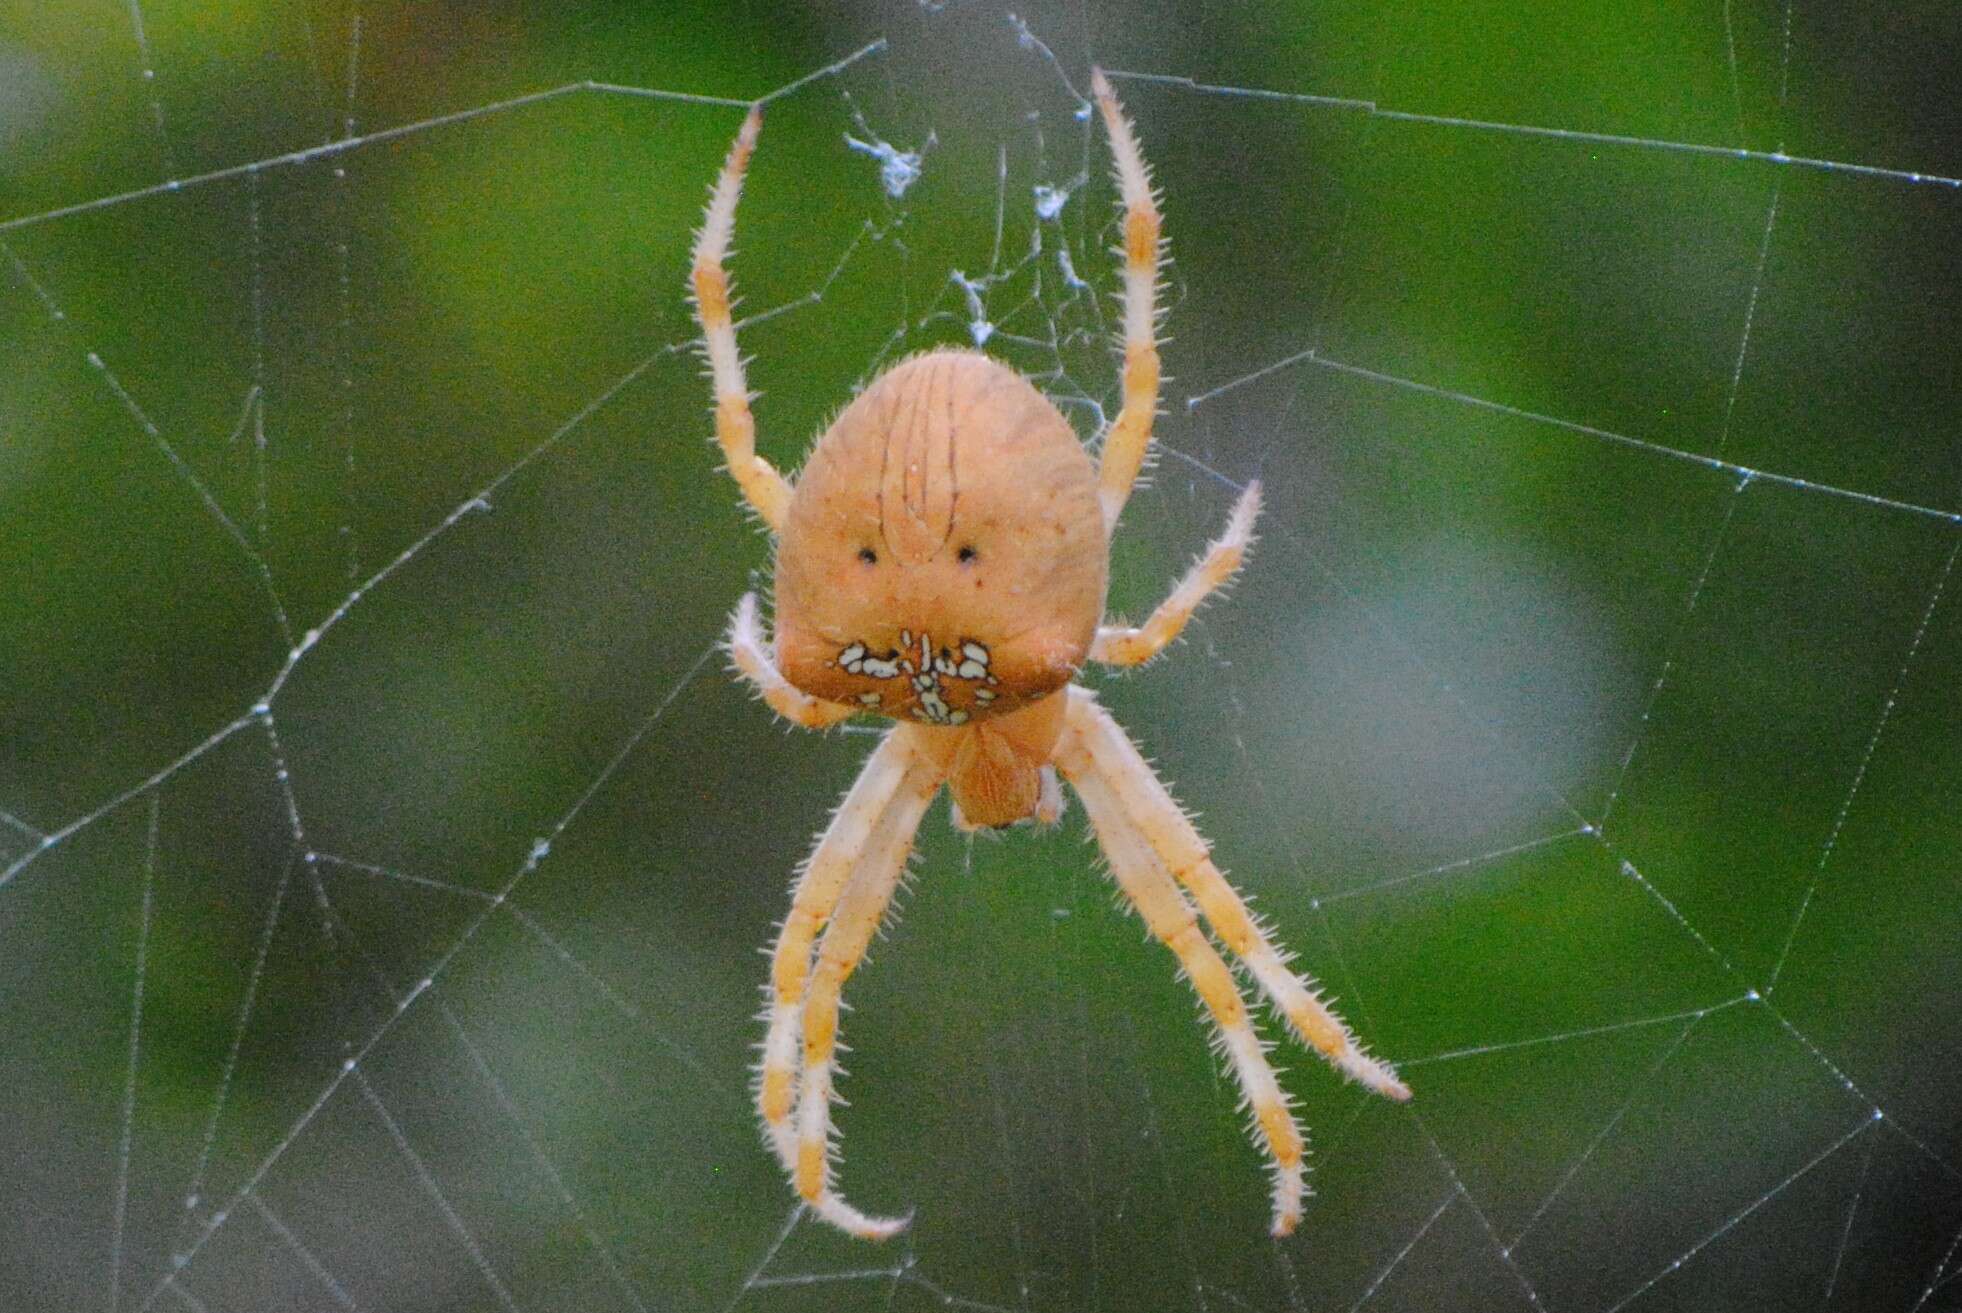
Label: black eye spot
xmin=957 ymin=545 xmax=978 ymax=564
xmin=858 ymin=547 xmax=878 ymax=565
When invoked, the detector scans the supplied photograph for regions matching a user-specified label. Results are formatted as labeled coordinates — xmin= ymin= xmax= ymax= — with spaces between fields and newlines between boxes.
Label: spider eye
xmin=957 ymin=545 xmax=978 ymax=564
xmin=857 ymin=547 xmax=878 ymax=565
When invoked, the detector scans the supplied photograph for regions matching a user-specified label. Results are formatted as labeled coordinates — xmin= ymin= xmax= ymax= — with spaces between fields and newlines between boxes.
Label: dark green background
xmin=3 ymin=2 xmax=1958 ymax=1310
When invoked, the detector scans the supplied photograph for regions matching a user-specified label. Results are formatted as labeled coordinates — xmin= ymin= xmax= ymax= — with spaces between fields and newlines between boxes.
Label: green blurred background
xmin=3 ymin=2 xmax=1959 ymax=1310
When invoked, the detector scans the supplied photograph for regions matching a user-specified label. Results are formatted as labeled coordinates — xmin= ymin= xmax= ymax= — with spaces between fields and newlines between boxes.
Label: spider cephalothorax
xmin=688 ymin=70 xmax=1408 ymax=1241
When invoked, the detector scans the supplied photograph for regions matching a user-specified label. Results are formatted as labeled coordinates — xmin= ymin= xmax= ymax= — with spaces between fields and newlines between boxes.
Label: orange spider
xmin=688 ymin=70 xmax=1409 ymax=1241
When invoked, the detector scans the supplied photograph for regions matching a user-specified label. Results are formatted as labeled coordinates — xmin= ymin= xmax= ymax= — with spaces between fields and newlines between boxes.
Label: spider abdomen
xmin=773 ymin=348 xmax=1106 ymax=724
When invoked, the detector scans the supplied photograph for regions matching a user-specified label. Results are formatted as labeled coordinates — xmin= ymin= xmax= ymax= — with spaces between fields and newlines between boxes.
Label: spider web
xmin=3 ymin=1 xmax=1960 ymax=1309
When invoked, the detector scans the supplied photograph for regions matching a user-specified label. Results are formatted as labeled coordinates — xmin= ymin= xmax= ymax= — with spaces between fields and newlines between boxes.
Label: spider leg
xmin=1057 ymin=726 xmax=1308 ymax=1236
xmin=690 ymin=104 xmax=795 ymax=533
xmin=727 ymin=593 xmax=858 ymax=730
xmin=1091 ymin=481 xmax=1261 ymax=667
xmin=1090 ymin=68 xmax=1164 ymax=534
xmin=1033 ymin=765 xmax=1066 ymax=827
xmin=794 ymin=744 xmax=941 ymax=1239
xmin=758 ymin=731 xmax=921 ymax=1172
xmin=1065 ymin=689 xmax=1411 ymax=1101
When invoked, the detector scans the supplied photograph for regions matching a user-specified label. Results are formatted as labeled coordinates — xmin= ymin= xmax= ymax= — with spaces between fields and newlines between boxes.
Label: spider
xmin=687 ymin=70 xmax=1409 ymax=1241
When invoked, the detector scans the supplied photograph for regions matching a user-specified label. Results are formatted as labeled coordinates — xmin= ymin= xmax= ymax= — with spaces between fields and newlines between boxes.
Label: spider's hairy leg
xmin=727 ymin=593 xmax=857 ymax=730
xmin=1033 ymin=764 xmax=1066 ymax=827
xmin=689 ymin=103 xmax=794 ymax=533
xmin=1092 ymin=480 xmax=1262 ymax=667
xmin=1090 ymin=68 xmax=1164 ymax=533
xmin=758 ymin=732 xmax=920 ymax=1172
xmin=1065 ymin=690 xmax=1412 ymax=1102
xmin=794 ymin=741 xmax=942 ymax=1240
xmin=1058 ymin=726 xmax=1308 ymax=1237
